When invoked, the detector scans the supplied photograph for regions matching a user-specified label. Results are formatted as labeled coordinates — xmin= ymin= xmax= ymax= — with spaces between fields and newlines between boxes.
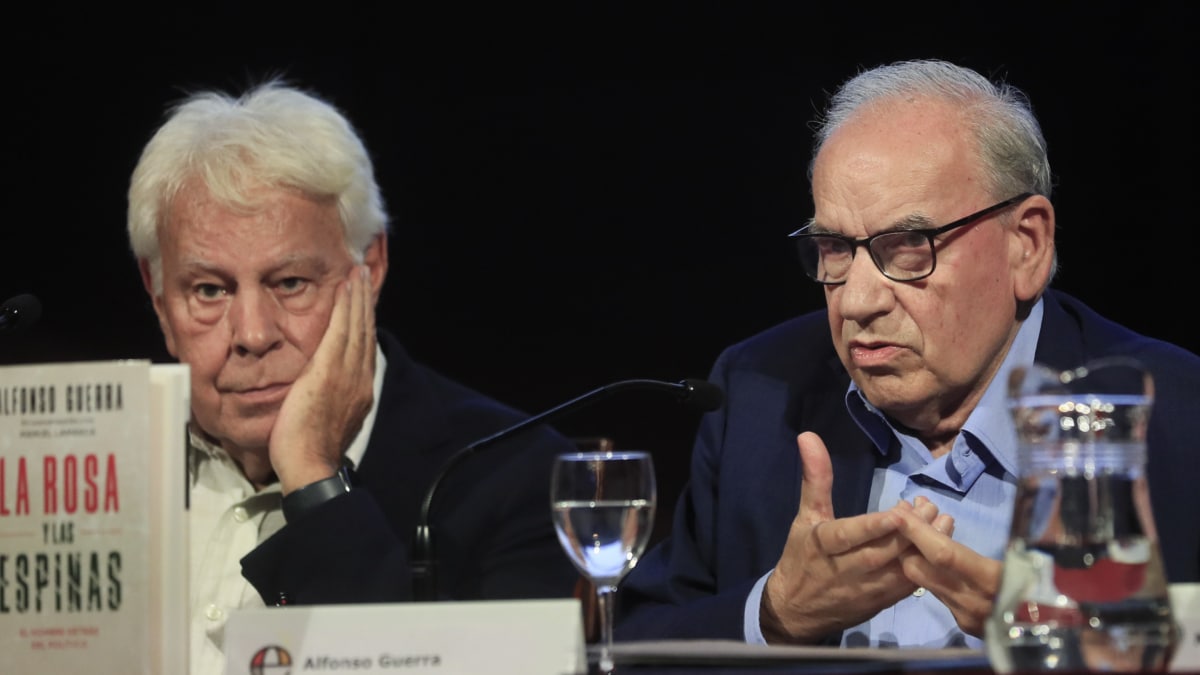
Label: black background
xmin=3 ymin=3 xmax=1195 ymax=540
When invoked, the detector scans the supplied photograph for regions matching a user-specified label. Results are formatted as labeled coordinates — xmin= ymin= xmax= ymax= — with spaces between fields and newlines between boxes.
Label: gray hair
xmin=127 ymin=79 xmax=388 ymax=292
xmin=809 ymin=59 xmax=1056 ymax=283
xmin=810 ymin=59 xmax=1053 ymax=201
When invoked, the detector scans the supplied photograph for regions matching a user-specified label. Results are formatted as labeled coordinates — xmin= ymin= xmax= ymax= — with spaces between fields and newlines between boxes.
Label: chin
xmin=198 ymin=415 xmax=276 ymax=455
xmin=855 ymin=376 xmax=924 ymax=410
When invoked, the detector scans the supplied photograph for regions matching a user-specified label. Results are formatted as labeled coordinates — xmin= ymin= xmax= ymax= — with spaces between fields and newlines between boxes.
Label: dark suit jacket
xmin=615 ymin=290 xmax=1200 ymax=641
xmin=241 ymin=330 xmax=579 ymax=603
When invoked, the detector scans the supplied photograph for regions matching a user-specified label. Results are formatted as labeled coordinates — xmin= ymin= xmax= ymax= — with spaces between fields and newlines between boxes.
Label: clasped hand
xmin=761 ymin=432 xmax=1001 ymax=644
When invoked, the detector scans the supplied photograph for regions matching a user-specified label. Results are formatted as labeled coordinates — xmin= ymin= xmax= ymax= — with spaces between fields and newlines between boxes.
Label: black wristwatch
xmin=281 ymin=459 xmax=354 ymax=523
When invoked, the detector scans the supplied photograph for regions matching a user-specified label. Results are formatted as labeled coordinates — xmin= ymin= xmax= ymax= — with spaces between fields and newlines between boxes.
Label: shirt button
xmin=205 ymin=603 xmax=225 ymax=621
xmin=232 ymin=506 xmax=249 ymax=522
xmin=913 ymin=587 xmax=926 ymax=597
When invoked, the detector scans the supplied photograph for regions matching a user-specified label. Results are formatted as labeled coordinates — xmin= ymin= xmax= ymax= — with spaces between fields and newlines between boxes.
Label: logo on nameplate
xmin=249 ymin=645 xmax=292 ymax=675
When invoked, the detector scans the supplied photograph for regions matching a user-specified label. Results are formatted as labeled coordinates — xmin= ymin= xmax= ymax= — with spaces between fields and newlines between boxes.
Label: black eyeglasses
xmin=788 ymin=193 xmax=1032 ymax=285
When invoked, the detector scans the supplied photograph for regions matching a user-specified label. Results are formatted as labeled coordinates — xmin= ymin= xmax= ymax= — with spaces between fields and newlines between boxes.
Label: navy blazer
xmin=241 ymin=330 xmax=580 ymax=603
xmin=616 ymin=290 xmax=1200 ymax=641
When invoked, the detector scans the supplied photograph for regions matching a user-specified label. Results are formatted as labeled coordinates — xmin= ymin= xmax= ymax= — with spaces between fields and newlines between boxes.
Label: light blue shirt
xmin=743 ymin=300 xmax=1044 ymax=648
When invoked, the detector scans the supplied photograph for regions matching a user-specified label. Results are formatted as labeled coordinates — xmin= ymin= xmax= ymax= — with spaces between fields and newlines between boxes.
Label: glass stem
xmin=597 ymin=583 xmax=618 ymax=674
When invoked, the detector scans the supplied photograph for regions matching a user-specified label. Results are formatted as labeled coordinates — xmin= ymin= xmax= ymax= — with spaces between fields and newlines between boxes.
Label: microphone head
xmin=0 ymin=293 xmax=41 ymax=335
xmin=680 ymin=378 xmax=724 ymax=412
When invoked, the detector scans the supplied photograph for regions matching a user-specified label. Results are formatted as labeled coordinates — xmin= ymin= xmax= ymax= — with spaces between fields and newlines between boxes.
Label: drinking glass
xmin=551 ymin=451 xmax=656 ymax=674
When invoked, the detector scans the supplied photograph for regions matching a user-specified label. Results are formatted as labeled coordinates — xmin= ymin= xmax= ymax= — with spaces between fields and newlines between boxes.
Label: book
xmin=0 ymin=360 xmax=190 ymax=674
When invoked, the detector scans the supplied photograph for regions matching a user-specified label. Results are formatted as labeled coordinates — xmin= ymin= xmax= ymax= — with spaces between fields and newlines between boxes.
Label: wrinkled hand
xmin=893 ymin=503 xmax=1001 ymax=638
xmin=271 ymin=266 xmax=376 ymax=493
xmin=761 ymin=432 xmax=945 ymax=644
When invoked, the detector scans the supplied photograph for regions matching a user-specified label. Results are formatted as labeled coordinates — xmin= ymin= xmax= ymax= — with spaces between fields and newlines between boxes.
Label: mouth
xmin=847 ymin=340 xmax=906 ymax=368
xmin=224 ymin=383 xmax=291 ymax=407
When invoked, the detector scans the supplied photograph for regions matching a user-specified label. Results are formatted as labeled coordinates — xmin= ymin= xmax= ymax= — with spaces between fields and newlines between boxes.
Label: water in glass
xmin=553 ymin=498 xmax=654 ymax=584
xmin=551 ymin=451 xmax=656 ymax=674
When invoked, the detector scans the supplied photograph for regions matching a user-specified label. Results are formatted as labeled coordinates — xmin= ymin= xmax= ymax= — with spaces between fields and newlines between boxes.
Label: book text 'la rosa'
xmin=0 ymin=454 xmax=120 ymax=516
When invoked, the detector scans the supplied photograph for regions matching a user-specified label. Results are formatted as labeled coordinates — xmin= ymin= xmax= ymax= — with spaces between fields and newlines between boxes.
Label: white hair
xmin=127 ymin=79 xmax=388 ymax=291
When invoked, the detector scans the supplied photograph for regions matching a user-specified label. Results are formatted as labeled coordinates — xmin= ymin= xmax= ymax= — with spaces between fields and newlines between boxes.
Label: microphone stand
xmin=410 ymin=378 xmax=720 ymax=600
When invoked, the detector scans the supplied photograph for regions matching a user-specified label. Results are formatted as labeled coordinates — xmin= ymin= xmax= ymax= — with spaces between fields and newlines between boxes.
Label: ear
xmin=361 ymin=232 xmax=389 ymax=305
xmin=1008 ymin=194 xmax=1055 ymax=302
xmin=138 ymin=258 xmax=179 ymax=357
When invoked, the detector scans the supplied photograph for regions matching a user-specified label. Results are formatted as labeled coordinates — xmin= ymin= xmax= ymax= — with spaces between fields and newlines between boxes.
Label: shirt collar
xmin=345 ymin=344 xmax=386 ymax=470
xmin=844 ymin=298 xmax=1044 ymax=476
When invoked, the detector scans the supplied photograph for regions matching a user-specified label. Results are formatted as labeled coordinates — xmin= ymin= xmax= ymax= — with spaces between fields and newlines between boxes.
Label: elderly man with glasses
xmin=614 ymin=59 xmax=1200 ymax=650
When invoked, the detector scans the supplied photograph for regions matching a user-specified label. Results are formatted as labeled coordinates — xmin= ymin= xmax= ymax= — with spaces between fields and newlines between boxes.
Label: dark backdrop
xmin=4 ymin=3 xmax=1194 ymax=542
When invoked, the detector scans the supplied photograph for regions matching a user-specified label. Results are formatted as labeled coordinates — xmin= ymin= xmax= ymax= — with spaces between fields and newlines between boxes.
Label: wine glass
xmin=551 ymin=450 xmax=656 ymax=674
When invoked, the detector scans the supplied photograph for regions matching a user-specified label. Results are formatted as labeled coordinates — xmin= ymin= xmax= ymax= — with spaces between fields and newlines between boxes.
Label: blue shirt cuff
xmin=743 ymin=569 xmax=773 ymax=644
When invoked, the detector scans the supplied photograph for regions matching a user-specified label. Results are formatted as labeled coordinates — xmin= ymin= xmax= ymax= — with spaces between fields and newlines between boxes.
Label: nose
xmin=833 ymin=252 xmax=895 ymax=323
xmin=227 ymin=288 xmax=284 ymax=357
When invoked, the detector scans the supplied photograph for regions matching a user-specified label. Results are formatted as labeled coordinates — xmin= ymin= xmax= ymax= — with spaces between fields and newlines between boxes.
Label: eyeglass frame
xmin=787 ymin=192 xmax=1034 ymax=285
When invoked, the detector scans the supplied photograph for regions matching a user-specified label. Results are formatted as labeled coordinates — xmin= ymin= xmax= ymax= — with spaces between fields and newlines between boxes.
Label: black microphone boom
xmin=410 ymin=377 xmax=723 ymax=600
xmin=0 ymin=294 xmax=41 ymax=335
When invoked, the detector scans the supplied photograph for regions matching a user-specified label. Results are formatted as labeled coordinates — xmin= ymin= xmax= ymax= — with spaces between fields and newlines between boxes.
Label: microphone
xmin=0 ymin=294 xmax=41 ymax=335
xmin=411 ymin=377 xmax=724 ymax=600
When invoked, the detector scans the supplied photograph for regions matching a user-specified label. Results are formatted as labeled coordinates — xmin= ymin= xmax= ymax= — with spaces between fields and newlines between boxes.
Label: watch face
xmin=338 ymin=459 xmax=356 ymax=488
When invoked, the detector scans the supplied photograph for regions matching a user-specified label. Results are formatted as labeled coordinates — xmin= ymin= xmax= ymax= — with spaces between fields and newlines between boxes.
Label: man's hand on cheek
xmin=271 ymin=266 xmax=377 ymax=493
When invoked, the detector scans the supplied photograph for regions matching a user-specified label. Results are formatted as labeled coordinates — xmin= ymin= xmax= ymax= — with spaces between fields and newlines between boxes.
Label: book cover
xmin=149 ymin=363 xmax=190 ymax=674
xmin=0 ymin=360 xmax=189 ymax=674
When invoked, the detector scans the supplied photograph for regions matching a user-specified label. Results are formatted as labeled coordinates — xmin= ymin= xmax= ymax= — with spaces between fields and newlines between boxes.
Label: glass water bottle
xmin=986 ymin=358 xmax=1178 ymax=672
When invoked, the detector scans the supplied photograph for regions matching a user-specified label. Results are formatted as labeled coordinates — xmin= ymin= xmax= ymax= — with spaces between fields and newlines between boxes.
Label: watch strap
xmin=281 ymin=459 xmax=353 ymax=523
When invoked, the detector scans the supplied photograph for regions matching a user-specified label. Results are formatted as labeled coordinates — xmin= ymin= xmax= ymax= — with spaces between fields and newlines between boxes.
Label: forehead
xmin=160 ymin=182 xmax=347 ymax=266
xmin=811 ymin=98 xmax=984 ymax=233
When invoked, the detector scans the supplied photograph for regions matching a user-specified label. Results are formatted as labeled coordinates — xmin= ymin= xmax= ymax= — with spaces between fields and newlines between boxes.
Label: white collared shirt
xmin=188 ymin=347 xmax=386 ymax=675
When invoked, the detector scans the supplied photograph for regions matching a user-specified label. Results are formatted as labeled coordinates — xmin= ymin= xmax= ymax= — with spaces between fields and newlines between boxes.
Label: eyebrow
xmin=806 ymin=211 xmax=938 ymax=237
xmin=176 ymin=257 xmax=226 ymax=278
xmin=176 ymin=253 xmax=333 ymax=279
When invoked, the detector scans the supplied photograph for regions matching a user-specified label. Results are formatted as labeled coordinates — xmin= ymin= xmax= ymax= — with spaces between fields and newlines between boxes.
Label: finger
xmin=895 ymin=508 xmax=990 ymax=586
xmin=318 ymin=273 xmax=354 ymax=369
xmin=934 ymin=513 xmax=955 ymax=537
xmin=894 ymin=506 xmax=954 ymax=564
xmin=796 ymin=432 xmax=835 ymax=524
xmin=900 ymin=545 xmax=1000 ymax=638
xmin=344 ymin=266 xmax=369 ymax=370
xmin=359 ymin=266 xmax=377 ymax=373
xmin=811 ymin=510 xmax=905 ymax=557
xmin=892 ymin=497 xmax=940 ymax=524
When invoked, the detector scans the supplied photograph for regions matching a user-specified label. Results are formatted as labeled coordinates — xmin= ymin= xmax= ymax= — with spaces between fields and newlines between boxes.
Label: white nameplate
xmin=1171 ymin=583 xmax=1200 ymax=672
xmin=223 ymin=599 xmax=586 ymax=675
